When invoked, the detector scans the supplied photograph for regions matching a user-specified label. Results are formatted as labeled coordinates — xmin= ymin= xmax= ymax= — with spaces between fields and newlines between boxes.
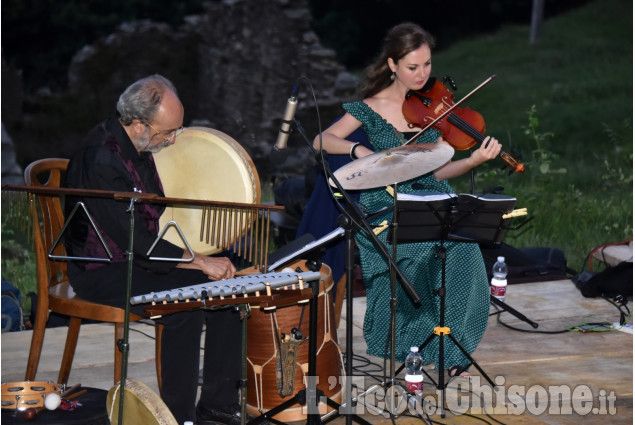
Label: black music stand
xmin=388 ymin=192 xmax=527 ymax=418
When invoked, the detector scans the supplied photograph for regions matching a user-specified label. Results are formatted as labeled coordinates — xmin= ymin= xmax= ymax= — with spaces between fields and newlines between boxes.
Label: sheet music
xmin=458 ymin=192 xmax=517 ymax=202
xmin=397 ymin=191 xmax=457 ymax=201
xmin=267 ymin=227 xmax=345 ymax=272
xmin=397 ymin=191 xmax=516 ymax=203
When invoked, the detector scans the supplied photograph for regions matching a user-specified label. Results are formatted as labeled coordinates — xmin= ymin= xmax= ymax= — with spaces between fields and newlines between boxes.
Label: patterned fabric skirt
xmin=355 ymin=228 xmax=489 ymax=369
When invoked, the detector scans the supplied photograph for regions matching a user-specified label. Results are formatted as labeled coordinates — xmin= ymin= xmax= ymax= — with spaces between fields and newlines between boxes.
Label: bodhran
xmin=246 ymin=260 xmax=344 ymax=422
xmin=106 ymin=379 xmax=177 ymax=425
xmin=153 ymin=127 xmax=261 ymax=255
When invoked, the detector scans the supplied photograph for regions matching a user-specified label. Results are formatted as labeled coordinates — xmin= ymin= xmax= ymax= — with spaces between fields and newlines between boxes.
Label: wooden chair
xmin=24 ymin=158 xmax=163 ymax=388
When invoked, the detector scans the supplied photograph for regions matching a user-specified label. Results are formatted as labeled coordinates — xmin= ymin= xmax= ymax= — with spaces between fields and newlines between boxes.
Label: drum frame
xmin=246 ymin=262 xmax=343 ymax=424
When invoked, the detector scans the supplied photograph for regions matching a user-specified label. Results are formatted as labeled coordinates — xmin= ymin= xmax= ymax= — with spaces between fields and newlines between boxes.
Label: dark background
xmin=2 ymin=0 xmax=588 ymax=95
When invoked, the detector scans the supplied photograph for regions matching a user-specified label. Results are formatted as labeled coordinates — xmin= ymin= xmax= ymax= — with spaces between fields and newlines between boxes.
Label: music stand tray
xmin=391 ymin=191 xmax=516 ymax=244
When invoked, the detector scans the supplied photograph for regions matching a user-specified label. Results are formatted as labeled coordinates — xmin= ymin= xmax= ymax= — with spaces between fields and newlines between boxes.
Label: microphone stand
xmin=291 ymin=118 xmax=419 ymax=425
xmin=117 ymin=196 xmax=139 ymax=425
xmin=294 ymin=124 xmax=421 ymax=305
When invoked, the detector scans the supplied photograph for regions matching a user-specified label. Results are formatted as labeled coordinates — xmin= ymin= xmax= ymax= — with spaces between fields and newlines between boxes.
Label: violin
xmin=402 ymin=76 xmax=525 ymax=173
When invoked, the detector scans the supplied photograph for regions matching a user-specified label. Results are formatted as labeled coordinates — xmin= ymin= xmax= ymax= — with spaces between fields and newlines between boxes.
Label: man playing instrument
xmin=65 ymin=74 xmax=243 ymax=424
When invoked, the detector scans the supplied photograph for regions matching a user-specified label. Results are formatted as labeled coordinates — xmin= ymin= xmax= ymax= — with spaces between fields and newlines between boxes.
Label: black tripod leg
xmin=438 ymin=331 xmax=446 ymax=418
xmin=490 ymin=296 xmax=539 ymax=328
xmin=446 ymin=332 xmax=495 ymax=387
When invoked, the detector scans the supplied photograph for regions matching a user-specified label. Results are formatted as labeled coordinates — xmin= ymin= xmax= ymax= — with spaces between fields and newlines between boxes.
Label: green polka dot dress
xmin=344 ymin=101 xmax=489 ymax=369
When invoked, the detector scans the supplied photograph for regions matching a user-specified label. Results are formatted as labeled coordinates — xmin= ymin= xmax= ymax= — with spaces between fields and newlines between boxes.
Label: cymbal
xmin=330 ymin=143 xmax=454 ymax=190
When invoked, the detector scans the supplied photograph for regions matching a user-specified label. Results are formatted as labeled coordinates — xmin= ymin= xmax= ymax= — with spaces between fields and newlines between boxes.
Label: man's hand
xmin=177 ymin=252 xmax=236 ymax=281
xmin=198 ymin=255 xmax=236 ymax=281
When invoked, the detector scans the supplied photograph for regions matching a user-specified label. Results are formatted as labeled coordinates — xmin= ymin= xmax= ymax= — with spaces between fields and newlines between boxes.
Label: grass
xmin=1 ymin=0 xmax=632 ymax=312
xmin=430 ymin=0 xmax=632 ymax=272
xmin=1 ymin=198 xmax=37 ymax=324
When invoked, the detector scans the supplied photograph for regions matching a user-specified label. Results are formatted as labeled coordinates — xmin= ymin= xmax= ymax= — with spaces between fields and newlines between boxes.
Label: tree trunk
xmin=530 ymin=0 xmax=545 ymax=44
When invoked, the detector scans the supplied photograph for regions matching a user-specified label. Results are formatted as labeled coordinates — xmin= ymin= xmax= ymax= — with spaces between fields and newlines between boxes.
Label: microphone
xmin=271 ymin=88 xmax=298 ymax=164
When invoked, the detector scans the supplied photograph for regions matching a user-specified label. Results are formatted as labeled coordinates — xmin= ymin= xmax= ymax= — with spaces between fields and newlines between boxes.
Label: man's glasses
xmin=145 ymin=122 xmax=186 ymax=145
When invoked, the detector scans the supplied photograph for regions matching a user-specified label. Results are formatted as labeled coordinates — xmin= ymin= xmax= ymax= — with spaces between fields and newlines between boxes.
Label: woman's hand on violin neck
xmin=471 ymin=136 xmax=502 ymax=166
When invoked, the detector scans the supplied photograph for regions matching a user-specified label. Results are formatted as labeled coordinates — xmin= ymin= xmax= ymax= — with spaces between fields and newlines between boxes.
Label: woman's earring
xmin=390 ymin=72 xmax=396 ymax=81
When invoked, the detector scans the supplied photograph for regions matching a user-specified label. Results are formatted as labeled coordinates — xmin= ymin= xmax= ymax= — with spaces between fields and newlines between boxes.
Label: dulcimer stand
xmin=387 ymin=192 xmax=530 ymax=418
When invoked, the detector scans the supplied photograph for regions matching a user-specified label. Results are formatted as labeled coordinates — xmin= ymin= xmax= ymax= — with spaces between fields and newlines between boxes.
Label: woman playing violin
xmin=314 ymin=22 xmax=501 ymax=377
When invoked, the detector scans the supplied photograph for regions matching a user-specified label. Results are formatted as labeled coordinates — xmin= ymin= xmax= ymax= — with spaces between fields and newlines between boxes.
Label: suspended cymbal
xmin=330 ymin=143 xmax=454 ymax=190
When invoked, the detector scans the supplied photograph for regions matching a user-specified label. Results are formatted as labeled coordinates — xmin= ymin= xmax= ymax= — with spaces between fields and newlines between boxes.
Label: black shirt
xmin=64 ymin=116 xmax=183 ymax=274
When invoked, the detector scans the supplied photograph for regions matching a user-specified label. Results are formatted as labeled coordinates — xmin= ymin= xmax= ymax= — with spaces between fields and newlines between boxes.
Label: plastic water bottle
xmin=490 ymin=256 xmax=508 ymax=302
xmin=404 ymin=347 xmax=423 ymax=395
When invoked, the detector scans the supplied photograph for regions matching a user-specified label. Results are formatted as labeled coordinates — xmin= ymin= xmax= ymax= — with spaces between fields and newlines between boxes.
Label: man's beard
xmin=132 ymin=135 xmax=169 ymax=153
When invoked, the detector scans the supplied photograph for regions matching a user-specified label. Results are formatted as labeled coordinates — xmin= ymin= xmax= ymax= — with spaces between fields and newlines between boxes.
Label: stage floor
xmin=2 ymin=279 xmax=632 ymax=424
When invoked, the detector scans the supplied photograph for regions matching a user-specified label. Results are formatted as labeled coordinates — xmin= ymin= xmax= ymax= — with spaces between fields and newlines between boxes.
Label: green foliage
xmin=522 ymin=105 xmax=564 ymax=176
xmin=1 ymin=0 xmax=631 ymax=279
xmin=1 ymin=213 xmax=36 ymax=319
xmin=439 ymin=0 xmax=632 ymax=271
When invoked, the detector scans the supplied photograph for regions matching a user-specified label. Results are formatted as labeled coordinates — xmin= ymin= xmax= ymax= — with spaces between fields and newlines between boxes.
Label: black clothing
xmin=64 ymin=116 xmax=241 ymax=424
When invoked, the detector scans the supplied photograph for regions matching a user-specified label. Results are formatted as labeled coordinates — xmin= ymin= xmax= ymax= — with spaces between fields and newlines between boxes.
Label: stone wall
xmin=4 ymin=0 xmax=358 ymax=184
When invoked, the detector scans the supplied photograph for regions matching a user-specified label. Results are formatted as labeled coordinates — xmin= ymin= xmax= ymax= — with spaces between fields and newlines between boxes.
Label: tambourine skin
xmin=153 ymin=127 xmax=261 ymax=255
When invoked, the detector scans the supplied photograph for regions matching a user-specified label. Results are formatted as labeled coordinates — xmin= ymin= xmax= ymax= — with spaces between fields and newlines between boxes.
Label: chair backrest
xmin=24 ymin=158 xmax=70 ymax=292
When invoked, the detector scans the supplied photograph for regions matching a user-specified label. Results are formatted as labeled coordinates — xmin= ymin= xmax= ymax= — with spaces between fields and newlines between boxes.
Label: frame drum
xmin=107 ymin=379 xmax=177 ymax=425
xmin=153 ymin=127 xmax=261 ymax=255
xmin=246 ymin=260 xmax=344 ymax=422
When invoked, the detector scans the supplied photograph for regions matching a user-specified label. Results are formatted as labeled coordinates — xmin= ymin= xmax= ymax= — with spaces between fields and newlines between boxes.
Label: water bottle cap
xmin=410 ymin=347 xmax=419 ymax=352
xmin=497 ymin=256 xmax=505 ymax=262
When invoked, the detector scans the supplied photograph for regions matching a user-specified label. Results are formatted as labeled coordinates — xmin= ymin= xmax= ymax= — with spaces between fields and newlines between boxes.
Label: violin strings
xmin=447 ymin=113 xmax=485 ymax=142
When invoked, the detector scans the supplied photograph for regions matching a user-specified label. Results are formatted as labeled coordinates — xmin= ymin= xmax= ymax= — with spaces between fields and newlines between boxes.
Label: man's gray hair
xmin=117 ymin=74 xmax=178 ymax=125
